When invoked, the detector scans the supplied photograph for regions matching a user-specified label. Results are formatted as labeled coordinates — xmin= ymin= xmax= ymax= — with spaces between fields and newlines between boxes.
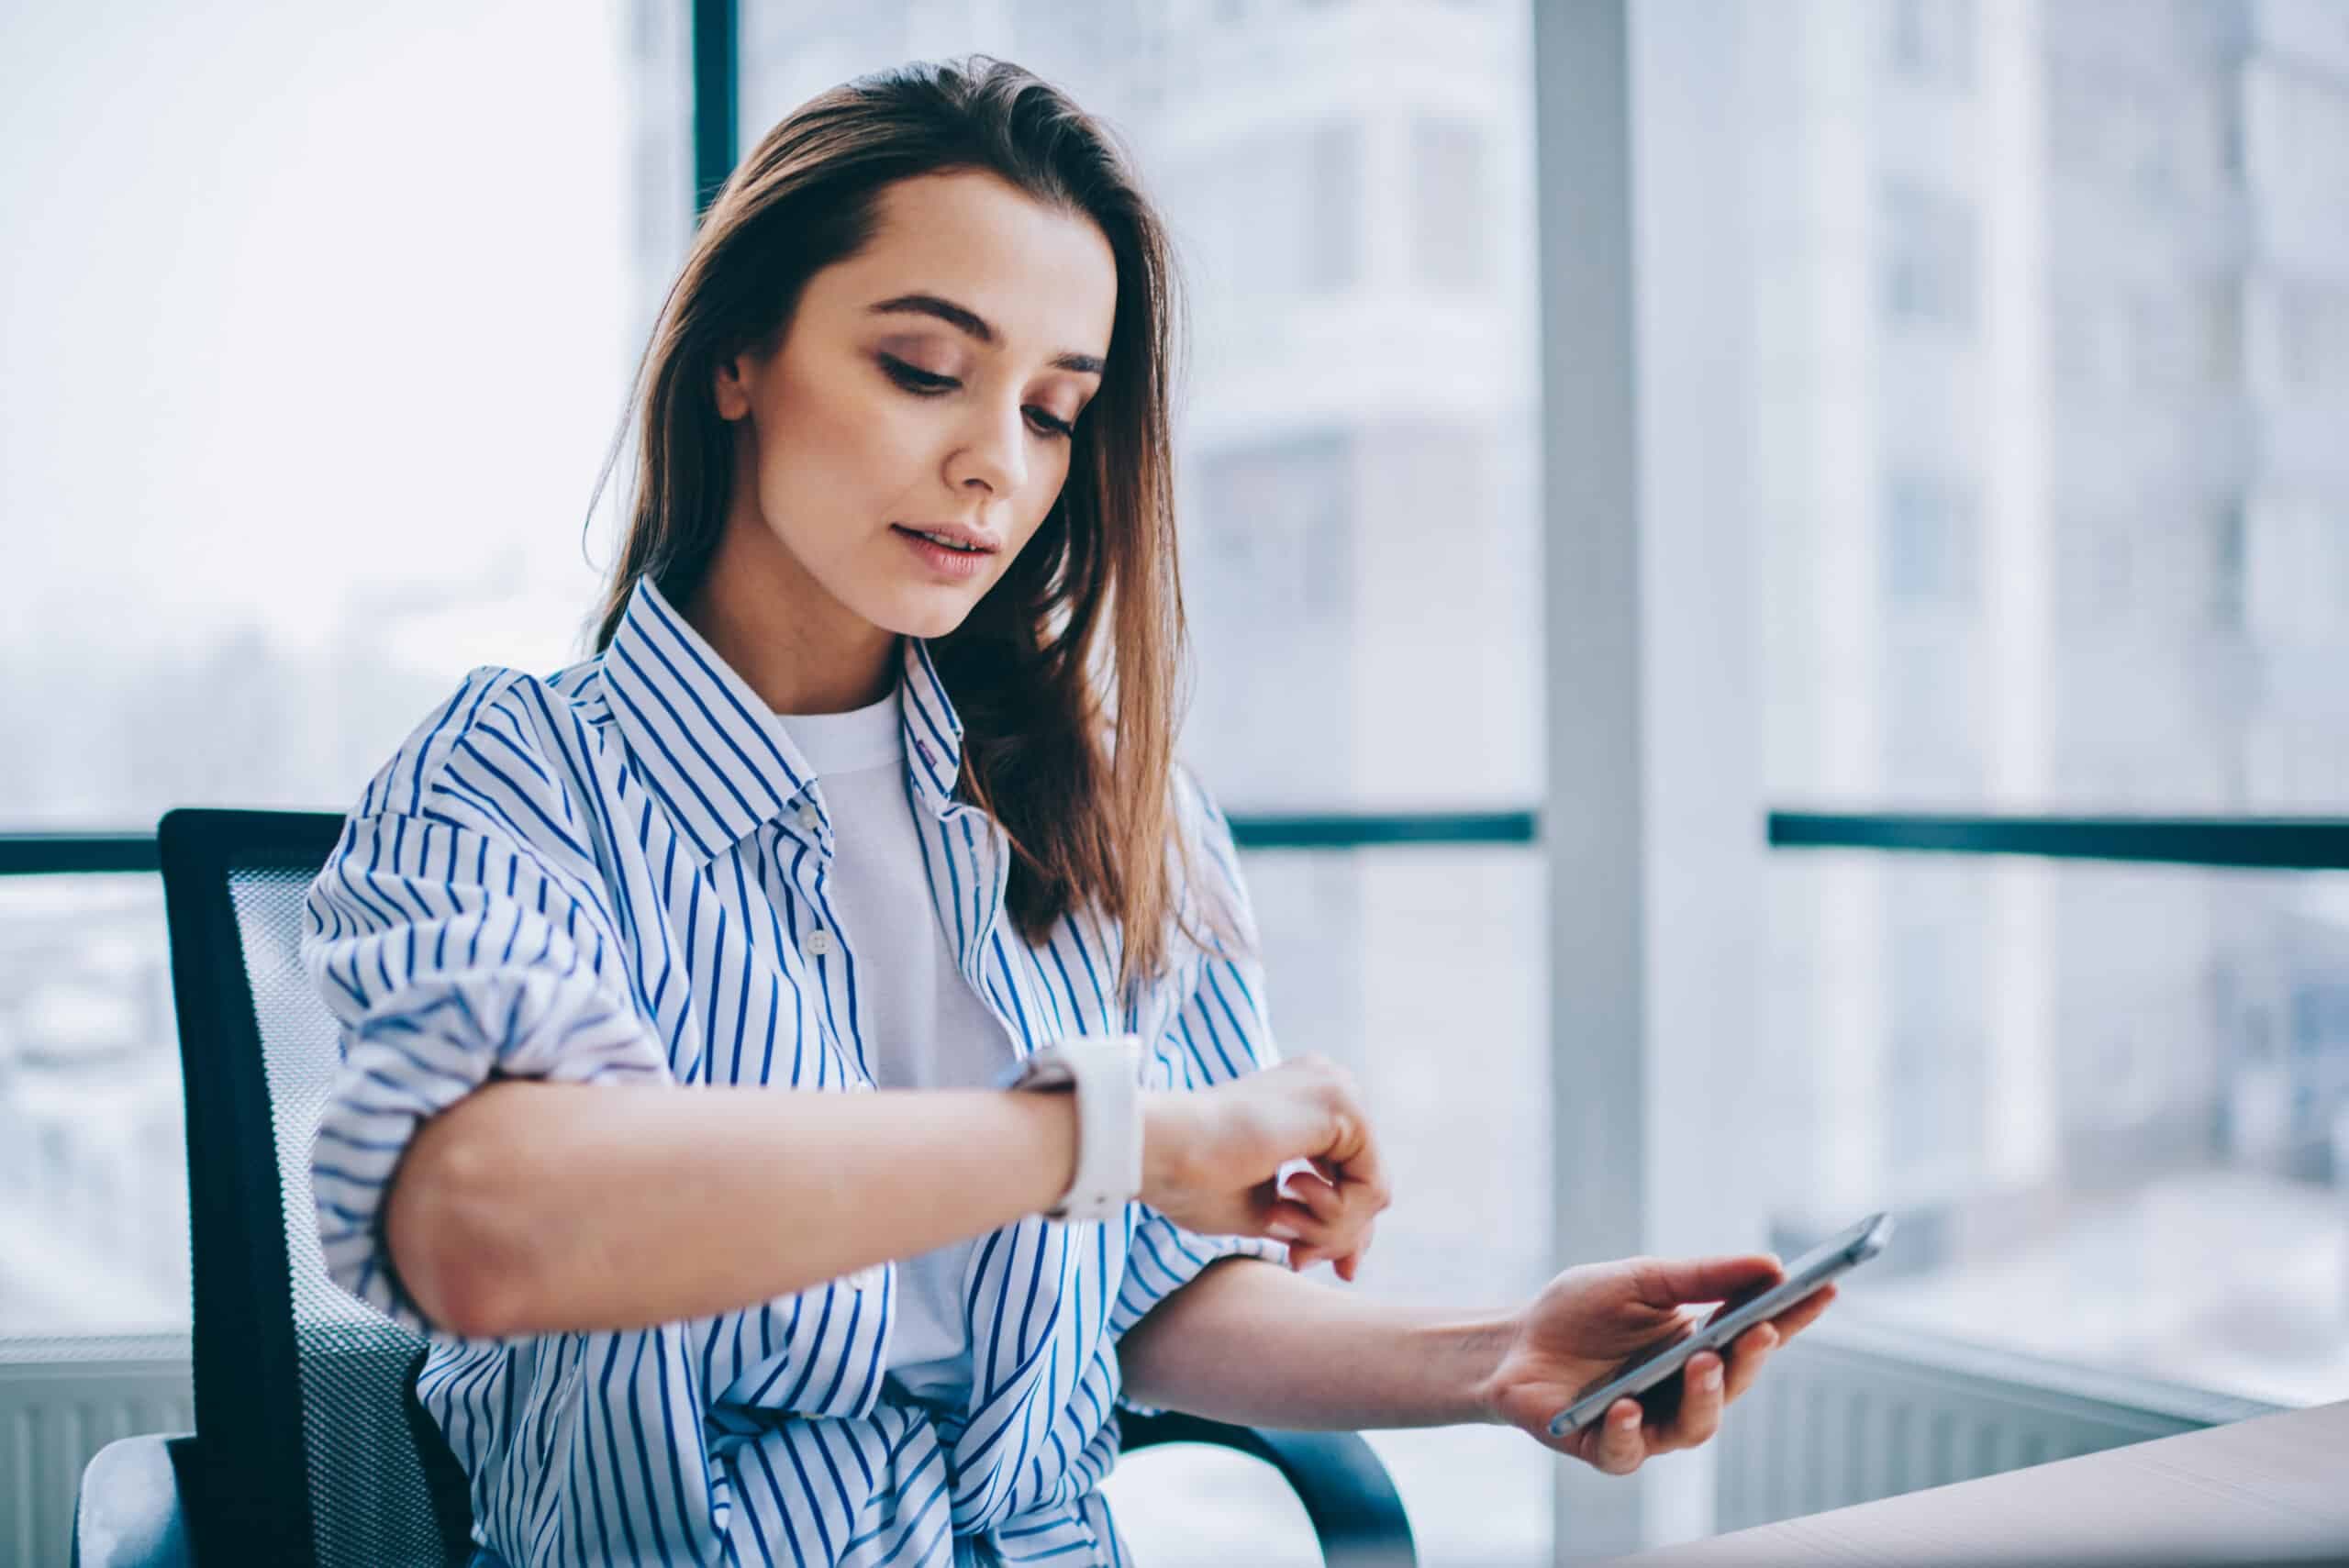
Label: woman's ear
xmin=713 ymin=350 xmax=754 ymax=421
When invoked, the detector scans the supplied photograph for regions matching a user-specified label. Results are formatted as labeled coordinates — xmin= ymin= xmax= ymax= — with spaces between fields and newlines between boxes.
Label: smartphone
xmin=1545 ymin=1211 xmax=1894 ymax=1440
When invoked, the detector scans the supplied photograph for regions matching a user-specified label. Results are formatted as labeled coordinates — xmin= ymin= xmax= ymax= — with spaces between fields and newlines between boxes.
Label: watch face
xmin=1018 ymin=1051 xmax=1077 ymax=1089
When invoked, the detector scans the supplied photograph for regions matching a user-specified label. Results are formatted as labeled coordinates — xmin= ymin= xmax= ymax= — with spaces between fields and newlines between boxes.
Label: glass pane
xmin=0 ymin=0 xmax=685 ymax=830
xmin=1 ymin=0 xmax=683 ymax=1346
xmin=739 ymin=0 xmax=1544 ymax=813
xmin=1631 ymin=0 xmax=2349 ymax=1410
xmin=1631 ymin=0 xmax=2349 ymax=815
xmin=1757 ymin=853 xmax=2349 ymax=1408
xmin=1239 ymin=843 xmax=1551 ymax=1568
xmin=0 ymin=876 xmax=185 ymax=1336
xmin=1101 ymin=1444 xmax=1323 ymax=1567
xmin=736 ymin=9 xmax=1548 ymax=1557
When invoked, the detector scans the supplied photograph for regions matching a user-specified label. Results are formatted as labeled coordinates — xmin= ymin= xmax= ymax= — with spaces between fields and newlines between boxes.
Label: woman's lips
xmin=893 ymin=525 xmax=995 ymax=579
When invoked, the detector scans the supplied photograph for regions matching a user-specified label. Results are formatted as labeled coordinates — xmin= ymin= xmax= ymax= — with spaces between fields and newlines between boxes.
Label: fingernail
xmin=1268 ymin=1223 xmax=1300 ymax=1241
xmin=1698 ymin=1363 xmax=1722 ymax=1388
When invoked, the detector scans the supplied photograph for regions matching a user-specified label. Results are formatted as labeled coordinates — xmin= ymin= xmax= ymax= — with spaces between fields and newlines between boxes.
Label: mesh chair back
xmin=160 ymin=809 xmax=473 ymax=1568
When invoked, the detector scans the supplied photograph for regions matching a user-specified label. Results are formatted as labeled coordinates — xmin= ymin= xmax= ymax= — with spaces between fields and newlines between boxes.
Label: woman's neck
xmin=682 ymin=516 xmax=899 ymax=717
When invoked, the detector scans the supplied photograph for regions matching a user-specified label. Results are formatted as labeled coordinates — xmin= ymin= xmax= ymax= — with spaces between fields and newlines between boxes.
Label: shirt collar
xmin=601 ymin=574 xmax=968 ymax=863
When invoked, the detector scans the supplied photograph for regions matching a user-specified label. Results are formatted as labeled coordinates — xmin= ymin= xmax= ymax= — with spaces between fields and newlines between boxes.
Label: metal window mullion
xmin=691 ymin=0 xmax=737 ymax=217
xmin=1535 ymin=0 xmax=1653 ymax=1557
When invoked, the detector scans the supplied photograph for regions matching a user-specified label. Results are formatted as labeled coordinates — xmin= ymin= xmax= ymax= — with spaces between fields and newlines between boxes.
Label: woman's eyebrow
xmin=866 ymin=292 xmax=1105 ymax=375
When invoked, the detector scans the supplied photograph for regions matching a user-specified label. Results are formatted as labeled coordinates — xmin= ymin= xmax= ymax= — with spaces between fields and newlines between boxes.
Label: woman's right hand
xmin=1138 ymin=1054 xmax=1391 ymax=1280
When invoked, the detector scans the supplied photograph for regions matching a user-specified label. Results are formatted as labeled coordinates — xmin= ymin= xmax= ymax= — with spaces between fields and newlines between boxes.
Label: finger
xmin=1720 ymin=1322 xmax=1778 ymax=1404
xmin=1331 ymin=1218 xmax=1377 ymax=1282
xmin=1589 ymin=1397 xmax=1647 ymax=1474
xmin=1641 ymin=1252 xmax=1784 ymax=1308
xmin=1281 ymin=1170 xmax=1347 ymax=1225
xmin=1267 ymin=1207 xmax=1353 ymax=1267
xmin=1265 ymin=1200 xmax=1362 ymax=1262
xmin=1316 ymin=1110 xmax=1391 ymax=1215
xmin=1282 ymin=1179 xmax=1383 ymax=1261
xmin=1263 ymin=1195 xmax=1331 ymax=1239
xmin=1568 ymin=1398 xmax=1638 ymax=1471
xmin=1657 ymin=1351 xmax=1726 ymax=1451
xmin=1308 ymin=1194 xmax=1384 ymax=1270
xmin=1263 ymin=1204 xmax=1316 ymax=1272
xmin=1287 ymin=1218 xmax=1373 ymax=1275
xmin=1306 ymin=1153 xmax=1387 ymax=1222
xmin=1267 ymin=1227 xmax=1319 ymax=1272
xmin=1265 ymin=1173 xmax=1376 ymax=1236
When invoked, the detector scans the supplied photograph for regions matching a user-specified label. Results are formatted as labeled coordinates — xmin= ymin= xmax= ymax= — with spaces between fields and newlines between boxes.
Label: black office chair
xmin=72 ymin=807 xmax=1418 ymax=1567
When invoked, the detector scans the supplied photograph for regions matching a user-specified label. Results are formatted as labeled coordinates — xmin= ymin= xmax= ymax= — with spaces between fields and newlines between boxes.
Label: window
xmin=1882 ymin=876 xmax=1990 ymax=1191
xmin=734 ymin=8 xmax=1545 ymax=1561
xmin=0 ymin=0 xmax=681 ymax=1338
xmin=2271 ymin=282 xmax=2349 ymax=395
xmin=1641 ymin=0 xmax=2349 ymax=1418
xmin=1881 ymin=470 xmax=1981 ymax=607
xmin=1309 ymin=121 xmax=1365 ymax=291
xmin=2127 ymin=285 xmax=2193 ymax=393
xmin=0 ymin=876 xmax=181 ymax=1336
xmin=1185 ymin=432 xmax=1357 ymax=802
xmin=1878 ymin=178 xmax=1977 ymax=331
xmin=2214 ymin=73 xmax=2245 ymax=186
xmin=2207 ymin=500 xmax=2246 ymax=634
xmin=2200 ymin=277 xmax=2243 ymax=390
xmin=1412 ymin=118 xmax=1488 ymax=290
xmin=1160 ymin=126 xmax=1364 ymax=306
xmin=1886 ymin=0 xmax=1976 ymax=90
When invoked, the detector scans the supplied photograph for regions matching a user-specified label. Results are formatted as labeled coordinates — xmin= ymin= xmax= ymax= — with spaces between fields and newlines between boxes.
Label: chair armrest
xmin=1119 ymin=1410 xmax=1417 ymax=1567
xmin=73 ymin=1433 xmax=197 ymax=1568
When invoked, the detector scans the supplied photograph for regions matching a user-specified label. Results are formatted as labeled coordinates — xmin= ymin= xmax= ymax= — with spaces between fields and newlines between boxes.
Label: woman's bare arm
xmin=1117 ymin=1255 xmax=1515 ymax=1429
xmin=387 ymin=1051 xmax=1390 ymax=1340
xmin=388 ymin=1080 xmax=1092 ymax=1337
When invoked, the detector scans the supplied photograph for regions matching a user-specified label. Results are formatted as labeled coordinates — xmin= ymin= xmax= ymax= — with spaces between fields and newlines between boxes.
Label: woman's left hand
xmin=1478 ymin=1253 xmax=1837 ymax=1474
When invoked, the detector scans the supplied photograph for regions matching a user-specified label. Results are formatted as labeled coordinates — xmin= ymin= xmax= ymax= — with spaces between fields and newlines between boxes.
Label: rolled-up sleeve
xmin=301 ymin=794 xmax=671 ymax=1337
xmin=1111 ymin=766 xmax=1290 ymax=1416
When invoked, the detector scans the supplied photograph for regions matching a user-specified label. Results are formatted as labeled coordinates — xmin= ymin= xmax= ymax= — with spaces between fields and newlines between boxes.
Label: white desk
xmin=1604 ymin=1398 xmax=2349 ymax=1566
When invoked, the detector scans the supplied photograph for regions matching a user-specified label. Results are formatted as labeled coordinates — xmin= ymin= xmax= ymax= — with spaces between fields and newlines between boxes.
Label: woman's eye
xmin=882 ymin=354 xmax=1073 ymax=439
xmin=879 ymin=354 xmax=956 ymax=394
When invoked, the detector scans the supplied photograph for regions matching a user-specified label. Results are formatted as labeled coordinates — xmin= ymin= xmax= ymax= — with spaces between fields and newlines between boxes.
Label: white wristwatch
xmin=995 ymin=1036 xmax=1143 ymax=1224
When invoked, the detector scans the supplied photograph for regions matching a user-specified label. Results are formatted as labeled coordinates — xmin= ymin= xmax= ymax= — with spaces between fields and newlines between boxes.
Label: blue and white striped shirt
xmin=300 ymin=573 xmax=1287 ymax=1566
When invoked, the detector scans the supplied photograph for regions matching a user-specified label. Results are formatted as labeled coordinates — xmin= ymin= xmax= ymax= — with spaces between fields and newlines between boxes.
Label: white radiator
xmin=1713 ymin=1318 xmax=2284 ymax=1532
xmin=0 ymin=1325 xmax=2288 ymax=1565
xmin=0 ymin=1335 xmax=193 ymax=1568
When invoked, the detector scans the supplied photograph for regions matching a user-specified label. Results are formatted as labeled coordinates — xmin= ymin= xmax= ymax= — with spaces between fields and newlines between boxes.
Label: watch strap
xmin=995 ymin=1037 xmax=1142 ymax=1223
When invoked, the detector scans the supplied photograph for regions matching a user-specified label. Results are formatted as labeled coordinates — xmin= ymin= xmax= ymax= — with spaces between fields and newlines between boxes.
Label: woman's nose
xmin=949 ymin=402 xmax=1029 ymax=499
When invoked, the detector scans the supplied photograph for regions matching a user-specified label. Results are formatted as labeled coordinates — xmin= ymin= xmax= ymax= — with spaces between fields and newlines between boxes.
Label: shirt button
xmin=796 ymin=804 xmax=821 ymax=832
xmin=806 ymin=928 xmax=834 ymax=958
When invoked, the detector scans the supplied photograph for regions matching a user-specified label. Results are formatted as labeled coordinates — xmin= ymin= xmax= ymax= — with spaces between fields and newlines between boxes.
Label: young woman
xmin=301 ymin=56 xmax=1832 ymax=1568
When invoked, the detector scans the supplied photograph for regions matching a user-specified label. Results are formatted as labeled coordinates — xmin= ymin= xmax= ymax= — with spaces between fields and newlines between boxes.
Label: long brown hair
xmin=588 ymin=55 xmax=1241 ymax=1005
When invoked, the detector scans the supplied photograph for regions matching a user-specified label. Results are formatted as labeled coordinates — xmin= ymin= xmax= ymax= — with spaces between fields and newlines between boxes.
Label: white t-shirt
xmin=774 ymin=673 xmax=1017 ymax=1410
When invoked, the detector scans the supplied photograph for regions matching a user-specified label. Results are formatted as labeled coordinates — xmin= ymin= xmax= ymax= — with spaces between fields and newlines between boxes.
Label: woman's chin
xmin=871 ymin=588 xmax=981 ymax=642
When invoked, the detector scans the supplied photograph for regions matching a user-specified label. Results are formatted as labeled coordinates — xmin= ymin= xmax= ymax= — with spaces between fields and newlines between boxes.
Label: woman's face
xmin=713 ymin=169 xmax=1119 ymax=643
